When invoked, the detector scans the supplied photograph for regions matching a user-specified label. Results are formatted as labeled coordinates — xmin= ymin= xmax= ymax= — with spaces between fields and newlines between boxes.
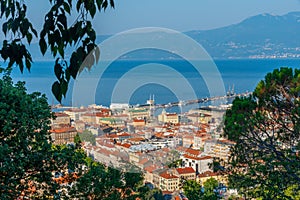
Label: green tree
xmin=0 ymin=75 xmax=55 ymax=198
xmin=74 ymin=132 xmax=82 ymax=148
xmin=79 ymin=130 xmax=96 ymax=145
xmin=224 ymin=67 xmax=300 ymax=199
xmin=69 ymin=162 xmax=151 ymax=200
xmin=182 ymin=180 xmax=203 ymax=200
xmin=202 ymin=178 xmax=218 ymax=200
xmin=0 ymin=75 xmax=159 ymax=198
xmin=182 ymin=178 xmax=220 ymax=200
xmin=0 ymin=1 xmax=163 ymax=199
xmin=284 ymin=185 xmax=300 ymax=199
xmin=0 ymin=0 xmax=114 ymax=102
xmin=142 ymin=188 xmax=164 ymax=200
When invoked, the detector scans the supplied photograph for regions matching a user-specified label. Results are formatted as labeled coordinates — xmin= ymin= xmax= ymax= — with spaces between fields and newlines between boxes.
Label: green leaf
xmin=39 ymin=38 xmax=47 ymax=55
xmin=2 ymin=22 xmax=8 ymax=36
xmin=57 ymin=14 xmax=67 ymax=29
xmin=69 ymin=53 xmax=79 ymax=79
xmin=89 ymin=4 xmax=96 ymax=18
xmin=52 ymin=81 xmax=62 ymax=102
xmin=102 ymin=0 xmax=108 ymax=10
xmin=25 ymin=58 xmax=31 ymax=72
xmin=30 ymin=25 xmax=38 ymax=37
xmin=63 ymin=2 xmax=71 ymax=14
xmin=87 ymin=43 xmax=95 ymax=54
xmin=110 ymin=0 xmax=115 ymax=8
xmin=58 ymin=44 xmax=64 ymax=58
xmin=19 ymin=60 xmax=24 ymax=74
xmin=96 ymin=0 xmax=103 ymax=10
xmin=87 ymin=29 xmax=96 ymax=42
xmin=54 ymin=60 xmax=62 ymax=80
xmin=26 ymin=33 xmax=33 ymax=44
xmin=23 ymin=18 xmax=30 ymax=34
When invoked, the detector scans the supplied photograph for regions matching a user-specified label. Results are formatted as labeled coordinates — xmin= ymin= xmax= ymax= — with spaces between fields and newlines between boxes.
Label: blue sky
xmin=27 ymin=0 xmax=300 ymax=35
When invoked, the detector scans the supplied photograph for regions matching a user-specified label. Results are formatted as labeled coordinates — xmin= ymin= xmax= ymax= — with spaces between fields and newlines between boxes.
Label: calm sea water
xmin=10 ymin=59 xmax=300 ymax=111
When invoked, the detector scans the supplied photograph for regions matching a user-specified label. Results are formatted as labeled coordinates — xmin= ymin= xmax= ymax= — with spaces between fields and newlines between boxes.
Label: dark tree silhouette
xmin=0 ymin=0 xmax=114 ymax=102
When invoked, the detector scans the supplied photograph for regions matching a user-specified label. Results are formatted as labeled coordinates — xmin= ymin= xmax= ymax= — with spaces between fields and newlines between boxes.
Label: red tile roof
xmin=139 ymin=158 xmax=149 ymax=165
xmin=176 ymin=146 xmax=187 ymax=152
xmin=97 ymin=108 xmax=111 ymax=113
xmin=133 ymin=119 xmax=145 ymax=122
xmin=195 ymin=132 xmax=208 ymax=137
xmin=176 ymin=167 xmax=195 ymax=174
xmin=159 ymin=171 xmax=179 ymax=179
xmin=185 ymin=148 xmax=202 ymax=156
xmin=183 ymin=154 xmax=212 ymax=161
xmin=118 ymin=132 xmax=131 ymax=137
xmin=144 ymin=165 xmax=159 ymax=173
xmin=116 ymin=143 xmax=131 ymax=149
xmin=51 ymin=127 xmax=76 ymax=133
xmin=197 ymin=171 xmax=218 ymax=178
xmin=95 ymin=113 xmax=109 ymax=117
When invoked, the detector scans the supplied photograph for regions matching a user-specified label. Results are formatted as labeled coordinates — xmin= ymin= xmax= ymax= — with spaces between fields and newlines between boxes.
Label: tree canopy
xmin=182 ymin=178 xmax=219 ymax=200
xmin=0 ymin=0 xmax=114 ymax=102
xmin=224 ymin=67 xmax=300 ymax=199
xmin=78 ymin=130 xmax=96 ymax=145
xmin=0 ymin=75 xmax=55 ymax=198
xmin=0 ymin=75 xmax=156 ymax=199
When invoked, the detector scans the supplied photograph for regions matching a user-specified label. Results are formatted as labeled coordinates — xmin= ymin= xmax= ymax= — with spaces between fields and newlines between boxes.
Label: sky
xmin=26 ymin=0 xmax=300 ymax=35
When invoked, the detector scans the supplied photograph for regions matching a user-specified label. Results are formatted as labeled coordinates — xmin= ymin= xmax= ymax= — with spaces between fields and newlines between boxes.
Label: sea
xmin=10 ymin=58 xmax=300 ymax=113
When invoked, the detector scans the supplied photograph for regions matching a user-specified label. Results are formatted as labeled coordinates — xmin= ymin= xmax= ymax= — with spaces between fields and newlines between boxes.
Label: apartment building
xmin=50 ymin=127 xmax=77 ymax=145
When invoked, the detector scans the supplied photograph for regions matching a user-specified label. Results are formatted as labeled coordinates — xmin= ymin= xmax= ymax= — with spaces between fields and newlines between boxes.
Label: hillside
xmin=27 ymin=12 xmax=300 ymax=60
xmin=186 ymin=12 xmax=300 ymax=59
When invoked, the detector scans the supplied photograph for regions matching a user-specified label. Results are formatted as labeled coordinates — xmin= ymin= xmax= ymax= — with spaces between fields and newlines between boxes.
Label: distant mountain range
xmin=29 ymin=12 xmax=300 ymax=60
xmin=185 ymin=12 xmax=300 ymax=59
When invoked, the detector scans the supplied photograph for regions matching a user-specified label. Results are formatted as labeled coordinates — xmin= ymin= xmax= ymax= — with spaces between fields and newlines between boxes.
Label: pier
xmin=145 ymin=91 xmax=252 ymax=109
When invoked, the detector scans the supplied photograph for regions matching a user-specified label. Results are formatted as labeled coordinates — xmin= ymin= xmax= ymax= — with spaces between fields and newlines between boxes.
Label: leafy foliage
xmin=0 ymin=76 xmax=158 ymax=199
xmin=202 ymin=178 xmax=218 ymax=200
xmin=0 ymin=1 xmax=163 ymax=199
xmin=224 ymin=67 xmax=300 ymax=199
xmin=68 ymin=163 xmax=151 ymax=199
xmin=182 ymin=178 xmax=219 ymax=200
xmin=0 ymin=0 xmax=114 ymax=102
xmin=182 ymin=180 xmax=203 ymax=200
xmin=142 ymin=188 xmax=164 ymax=200
xmin=0 ymin=75 xmax=54 ymax=198
xmin=78 ymin=129 xmax=96 ymax=145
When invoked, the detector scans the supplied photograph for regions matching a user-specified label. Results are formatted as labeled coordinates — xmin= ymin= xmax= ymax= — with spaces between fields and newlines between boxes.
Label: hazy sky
xmin=27 ymin=0 xmax=300 ymax=35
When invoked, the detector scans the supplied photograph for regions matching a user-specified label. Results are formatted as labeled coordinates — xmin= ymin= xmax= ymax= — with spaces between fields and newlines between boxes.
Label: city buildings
xmin=174 ymin=167 xmax=196 ymax=181
xmin=158 ymin=109 xmax=179 ymax=124
xmin=50 ymin=102 xmax=233 ymax=194
xmin=51 ymin=112 xmax=70 ymax=128
xmin=50 ymin=127 xmax=77 ymax=145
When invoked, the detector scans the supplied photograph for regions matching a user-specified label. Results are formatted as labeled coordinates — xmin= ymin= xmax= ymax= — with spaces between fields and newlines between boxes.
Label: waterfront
xmin=11 ymin=59 xmax=300 ymax=108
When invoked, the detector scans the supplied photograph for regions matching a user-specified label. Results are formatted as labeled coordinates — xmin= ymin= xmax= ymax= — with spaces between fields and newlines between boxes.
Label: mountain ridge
xmin=185 ymin=11 xmax=300 ymax=59
xmin=28 ymin=12 xmax=300 ymax=60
